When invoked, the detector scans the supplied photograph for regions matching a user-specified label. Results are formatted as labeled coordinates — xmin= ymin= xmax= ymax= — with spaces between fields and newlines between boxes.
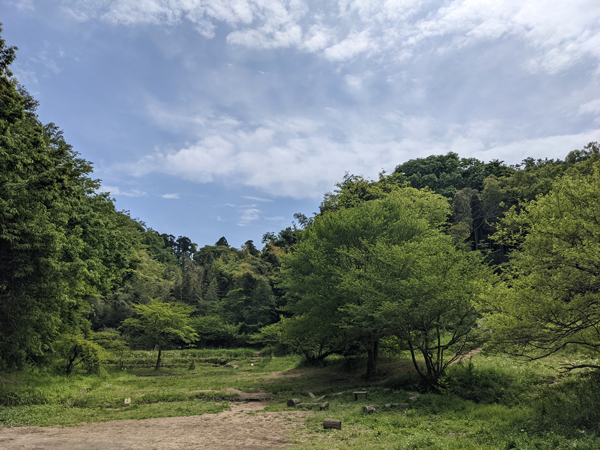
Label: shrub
xmin=444 ymin=358 xmax=514 ymax=404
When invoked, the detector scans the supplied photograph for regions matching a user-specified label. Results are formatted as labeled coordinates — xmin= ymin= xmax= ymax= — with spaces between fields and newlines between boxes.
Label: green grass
xmin=2 ymin=349 xmax=600 ymax=450
xmin=0 ymin=348 xmax=292 ymax=427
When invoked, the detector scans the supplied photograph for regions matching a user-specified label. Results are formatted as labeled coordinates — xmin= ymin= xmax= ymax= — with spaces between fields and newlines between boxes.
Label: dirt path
xmin=449 ymin=347 xmax=483 ymax=366
xmin=0 ymin=402 xmax=311 ymax=450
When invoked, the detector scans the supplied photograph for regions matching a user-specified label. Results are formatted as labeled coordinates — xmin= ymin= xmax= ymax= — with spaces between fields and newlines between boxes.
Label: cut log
xmin=320 ymin=402 xmax=329 ymax=410
xmin=362 ymin=405 xmax=377 ymax=414
xmin=308 ymin=392 xmax=316 ymax=398
xmin=287 ymin=398 xmax=301 ymax=407
xmin=323 ymin=419 xmax=342 ymax=430
xmin=315 ymin=395 xmax=326 ymax=402
xmin=296 ymin=402 xmax=322 ymax=408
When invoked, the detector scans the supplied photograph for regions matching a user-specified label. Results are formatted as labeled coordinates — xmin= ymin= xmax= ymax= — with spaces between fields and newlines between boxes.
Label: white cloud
xmin=125 ymin=107 xmax=600 ymax=199
xmin=578 ymin=99 xmax=600 ymax=116
xmin=161 ymin=193 xmax=180 ymax=199
xmin=243 ymin=196 xmax=274 ymax=202
xmin=61 ymin=0 xmax=600 ymax=72
xmin=98 ymin=185 xmax=147 ymax=197
xmin=323 ymin=30 xmax=373 ymax=61
xmin=300 ymin=24 xmax=334 ymax=52
xmin=238 ymin=207 xmax=262 ymax=226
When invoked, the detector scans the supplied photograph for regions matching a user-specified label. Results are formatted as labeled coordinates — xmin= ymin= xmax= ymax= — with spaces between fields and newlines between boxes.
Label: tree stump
xmin=287 ymin=398 xmax=301 ymax=407
xmin=323 ymin=419 xmax=342 ymax=430
xmin=362 ymin=405 xmax=377 ymax=414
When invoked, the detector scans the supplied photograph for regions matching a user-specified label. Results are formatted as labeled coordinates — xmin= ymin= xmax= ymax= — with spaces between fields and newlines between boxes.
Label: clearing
xmin=0 ymin=401 xmax=311 ymax=449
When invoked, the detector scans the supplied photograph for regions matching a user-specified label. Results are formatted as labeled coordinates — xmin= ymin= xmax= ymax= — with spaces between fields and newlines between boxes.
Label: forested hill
xmin=2 ymin=26 xmax=600 ymax=382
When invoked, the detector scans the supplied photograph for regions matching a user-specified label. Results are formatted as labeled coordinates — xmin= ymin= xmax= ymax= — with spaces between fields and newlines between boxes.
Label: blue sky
xmin=3 ymin=0 xmax=600 ymax=249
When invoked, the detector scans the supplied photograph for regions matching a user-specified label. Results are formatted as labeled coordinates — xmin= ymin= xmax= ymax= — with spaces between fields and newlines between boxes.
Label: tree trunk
xmin=155 ymin=347 xmax=162 ymax=370
xmin=365 ymin=339 xmax=379 ymax=378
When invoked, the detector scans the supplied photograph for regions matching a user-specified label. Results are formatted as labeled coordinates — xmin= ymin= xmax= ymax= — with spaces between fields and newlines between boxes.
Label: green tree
xmin=91 ymin=330 xmax=129 ymax=368
xmin=482 ymin=160 xmax=600 ymax=369
xmin=359 ymin=237 xmax=490 ymax=388
xmin=279 ymin=187 xmax=453 ymax=377
xmin=121 ymin=300 xmax=198 ymax=369
xmin=393 ymin=153 xmax=513 ymax=198
xmin=0 ymin=32 xmax=140 ymax=367
xmin=54 ymin=333 xmax=106 ymax=375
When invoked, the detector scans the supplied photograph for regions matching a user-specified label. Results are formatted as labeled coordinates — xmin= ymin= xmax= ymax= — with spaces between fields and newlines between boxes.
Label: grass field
xmin=1 ymin=349 xmax=600 ymax=449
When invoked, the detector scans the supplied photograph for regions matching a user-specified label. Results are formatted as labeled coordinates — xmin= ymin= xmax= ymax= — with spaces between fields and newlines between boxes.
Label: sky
xmin=2 ymin=0 xmax=600 ymax=249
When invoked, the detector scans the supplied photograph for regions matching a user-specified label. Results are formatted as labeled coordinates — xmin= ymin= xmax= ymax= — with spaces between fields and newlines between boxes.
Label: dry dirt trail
xmin=0 ymin=402 xmax=312 ymax=450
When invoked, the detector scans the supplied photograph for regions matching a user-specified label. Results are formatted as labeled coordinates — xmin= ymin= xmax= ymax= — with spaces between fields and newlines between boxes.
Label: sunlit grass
xmin=1 ymin=349 xmax=600 ymax=449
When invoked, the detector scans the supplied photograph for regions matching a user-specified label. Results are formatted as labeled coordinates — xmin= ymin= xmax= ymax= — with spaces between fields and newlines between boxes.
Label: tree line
xmin=2 ymin=27 xmax=600 ymax=388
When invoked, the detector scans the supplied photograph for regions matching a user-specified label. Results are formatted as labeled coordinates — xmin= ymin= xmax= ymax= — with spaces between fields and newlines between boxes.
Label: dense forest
xmin=2 ymin=26 xmax=600 ymax=392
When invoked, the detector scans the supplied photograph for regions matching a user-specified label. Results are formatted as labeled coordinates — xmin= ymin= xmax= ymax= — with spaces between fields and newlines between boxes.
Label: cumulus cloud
xmin=60 ymin=0 xmax=600 ymax=73
xmin=124 ymin=109 xmax=600 ymax=199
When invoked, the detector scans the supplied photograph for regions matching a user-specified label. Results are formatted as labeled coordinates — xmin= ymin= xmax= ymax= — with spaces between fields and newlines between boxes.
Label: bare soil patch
xmin=0 ymin=402 xmax=311 ymax=450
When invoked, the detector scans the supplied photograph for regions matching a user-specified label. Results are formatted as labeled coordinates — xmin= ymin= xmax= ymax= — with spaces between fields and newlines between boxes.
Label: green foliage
xmin=91 ymin=330 xmax=129 ymax=368
xmin=444 ymin=359 xmax=515 ymax=404
xmin=367 ymin=236 xmax=491 ymax=389
xmin=53 ymin=334 xmax=106 ymax=375
xmin=280 ymin=186 xmax=491 ymax=385
xmin=394 ymin=152 xmax=514 ymax=198
xmin=191 ymin=315 xmax=242 ymax=347
xmin=483 ymin=160 xmax=600 ymax=366
xmin=0 ymin=37 xmax=141 ymax=367
xmin=121 ymin=300 xmax=198 ymax=369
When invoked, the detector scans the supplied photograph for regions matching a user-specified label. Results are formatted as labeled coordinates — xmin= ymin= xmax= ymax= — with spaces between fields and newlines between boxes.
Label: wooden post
xmin=323 ymin=419 xmax=341 ymax=430
xmin=287 ymin=398 xmax=301 ymax=407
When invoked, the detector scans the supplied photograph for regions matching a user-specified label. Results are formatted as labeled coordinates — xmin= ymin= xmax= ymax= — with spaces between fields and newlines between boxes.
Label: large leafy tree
xmin=483 ymin=160 xmax=600 ymax=369
xmin=0 ymin=29 xmax=139 ymax=367
xmin=279 ymin=187 xmax=486 ymax=379
xmin=359 ymin=237 xmax=490 ymax=388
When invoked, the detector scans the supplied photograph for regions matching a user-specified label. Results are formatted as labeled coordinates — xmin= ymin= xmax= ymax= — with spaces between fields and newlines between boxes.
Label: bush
xmin=53 ymin=334 xmax=107 ymax=375
xmin=444 ymin=358 xmax=514 ymax=404
xmin=528 ymin=374 xmax=600 ymax=437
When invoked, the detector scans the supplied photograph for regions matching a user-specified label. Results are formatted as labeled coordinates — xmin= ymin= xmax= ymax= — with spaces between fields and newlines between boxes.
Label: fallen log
xmin=287 ymin=398 xmax=301 ymax=407
xmin=320 ymin=402 xmax=329 ymax=410
xmin=323 ymin=419 xmax=342 ymax=430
